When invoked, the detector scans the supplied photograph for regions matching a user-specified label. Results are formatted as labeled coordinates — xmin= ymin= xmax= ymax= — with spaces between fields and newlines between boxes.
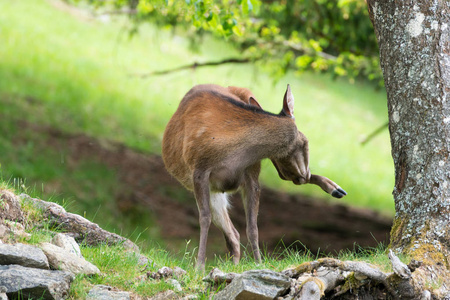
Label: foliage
xmin=76 ymin=0 xmax=382 ymax=85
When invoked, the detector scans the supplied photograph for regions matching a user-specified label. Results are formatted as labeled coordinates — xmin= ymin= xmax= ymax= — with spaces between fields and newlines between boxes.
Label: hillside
xmin=0 ymin=0 xmax=394 ymax=254
xmin=0 ymin=187 xmax=416 ymax=299
xmin=11 ymin=122 xmax=392 ymax=256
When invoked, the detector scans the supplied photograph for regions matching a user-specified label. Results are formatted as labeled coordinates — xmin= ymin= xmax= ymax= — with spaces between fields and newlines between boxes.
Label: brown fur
xmin=162 ymin=84 xmax=346 ymax=270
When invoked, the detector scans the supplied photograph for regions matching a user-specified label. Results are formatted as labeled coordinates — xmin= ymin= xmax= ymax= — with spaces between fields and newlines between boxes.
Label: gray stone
xmin=203 ymin=268 xmax=238 ymax=286
xmin=214 ymin=269 xmax=291 ymax=300
xmin=0 ymin=190 xmax=24 ymax=223
xmin=40 ymin=242 xmax=100 ymax=275
xmin=149 ymin=290 xmax=178 ymax=300
xmin=137 ymin=254 xmax=150 ymax=266
xmin=168 ymin=279 xmax=182 ymax=292
xmin=20 ymin=194 xmax=139 ymax=251
xmin=0 ymin=243 xmax=49 ymax=269
xmin=173 ymin=266 xmax=187 ymax=278
xmin=150 ymin=266 xmax=173 ymax=279
xmin=0 ymin=225 xmax=7 ymax=241
xmin=86 ymin=285 xmax=130 ymax=300
xmin=52 ymin=233 xmax=82 ymax=258
xmin=0 ymin=264 xmax=73 ymax=300
xmin=180 ymin=295 xmax=197 ymax=300
xmin=0 ymin=286 xmax=6 ymax=300
xmin=0 ymin=221 xmax=31 ymax=242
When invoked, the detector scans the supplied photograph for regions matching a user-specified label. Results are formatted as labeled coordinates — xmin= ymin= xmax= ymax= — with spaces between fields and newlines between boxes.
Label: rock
xmin=137 ymin=253 xmax=153 ymax=267
xmin=214 ymin=269 xmax=291 ymax=300
xmin=86 ymin=285 xmax=130 ymax=300
xmin=180 ymin=295 xmax=197 ymax=300
xmin=0 ymin=264 xmax=73 ymax=300
xmin=0 ymin=190 xmax=24 ymax=223
xmin=52 ymin=233 xmax=82 ymax=258
xmin=138 ymin=254 xmax=149 ymax=266
xmin=40 ymin=242 xmax=100 ymax=275
xmin=0 ymin=226 xmax=6 ymax=241
xmin=150 ymin=266 xmax=173 ymax=280
xmin=0 ymin=221 xmax=31 ymax=242
xmin=173 ymin=266 xmax=187 ymax=278
xmin=0 ymin=243 xmax=49 ymax=269
xmin=20 ymin=194 xmax=139 ymax=251
xmin=168 ymin=279 xmax=182 ymax=292
xmin=203 ymin=268 xmax=238 ymax=286
xmin=0 ymin=286 xmax=6 ymax=300
xmin=149 ymin=290 xmax=178 ymax=300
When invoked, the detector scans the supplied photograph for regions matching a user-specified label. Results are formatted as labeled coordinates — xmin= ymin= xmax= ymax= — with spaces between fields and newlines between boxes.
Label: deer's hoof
xmin=331 ymin=188 xmax=347 ymax=198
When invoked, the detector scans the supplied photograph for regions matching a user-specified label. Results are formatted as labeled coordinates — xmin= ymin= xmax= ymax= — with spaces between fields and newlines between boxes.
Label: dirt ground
xmin=23 ymin=122 xmax=393 ymax=257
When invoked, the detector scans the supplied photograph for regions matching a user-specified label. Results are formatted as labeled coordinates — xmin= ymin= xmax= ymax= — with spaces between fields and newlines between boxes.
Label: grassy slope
xmin=3 ymin=182 xmax=395 ymax=299
xmin=0 ymin=0 xmax=393 ymax=243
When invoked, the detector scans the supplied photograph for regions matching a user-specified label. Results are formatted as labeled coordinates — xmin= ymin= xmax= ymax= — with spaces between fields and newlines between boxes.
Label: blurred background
xmin=0 ymin=0 xmax=393 ymax=258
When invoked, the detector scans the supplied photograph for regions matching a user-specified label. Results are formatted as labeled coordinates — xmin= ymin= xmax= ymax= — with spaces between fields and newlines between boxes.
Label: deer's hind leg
xmin=193 ymin=169 xmax=212 ymax=271
xmin=210 ymin=192 xmax=241 ymax=265
xmin=241 ymin=163 xmax=262 ymax=264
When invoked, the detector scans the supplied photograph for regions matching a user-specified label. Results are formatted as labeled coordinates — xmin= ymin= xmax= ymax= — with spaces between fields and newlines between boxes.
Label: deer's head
xmin=271 ymin=85 xmax=311 ymax=185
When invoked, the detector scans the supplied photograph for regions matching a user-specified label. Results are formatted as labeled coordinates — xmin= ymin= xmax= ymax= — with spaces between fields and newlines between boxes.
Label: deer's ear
xmin=248 ymin=96 xmax=262 ymax=109
xmin=282 ymin=84 xmax=295 ymax=118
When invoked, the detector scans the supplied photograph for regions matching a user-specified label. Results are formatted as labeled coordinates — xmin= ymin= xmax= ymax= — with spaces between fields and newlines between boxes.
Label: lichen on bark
xmin=367 ymin=0 xmax=450 ymax=295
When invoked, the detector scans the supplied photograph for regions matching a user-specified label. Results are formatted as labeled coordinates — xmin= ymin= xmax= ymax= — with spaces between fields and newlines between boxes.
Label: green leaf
xmin=242 ymin=0 xmax=253 ymax=14
xmin=247 ymin=0 xmax=253 ymax=12
xmin=206 ymin=11 xmax=213 ymax=22
xmin=232 ymin=25 xmax=243 ymax=36
xmin=295 ymin=55 xmax=313 ymax=69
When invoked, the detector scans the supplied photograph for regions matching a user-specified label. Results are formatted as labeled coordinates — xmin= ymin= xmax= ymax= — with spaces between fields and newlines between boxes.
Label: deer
xmin=162 ymin=84 xmax=347 ymax=271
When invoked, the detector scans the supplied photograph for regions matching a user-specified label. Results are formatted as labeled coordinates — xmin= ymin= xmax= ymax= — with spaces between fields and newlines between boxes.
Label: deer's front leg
xmin=193 ymin=169 xmax=212 ymax=272
xmin=242 ymin=164 xmax=262 ymax=264
xmin=310 ymin=174 xmax=347 ymax=198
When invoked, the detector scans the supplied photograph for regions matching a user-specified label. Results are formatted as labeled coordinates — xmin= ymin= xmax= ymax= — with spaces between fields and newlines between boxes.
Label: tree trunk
xmin=367 ymin=0 xmax=450 ymax=295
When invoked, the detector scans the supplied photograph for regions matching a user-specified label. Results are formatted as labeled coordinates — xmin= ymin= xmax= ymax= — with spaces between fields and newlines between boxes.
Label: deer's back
xmin=162 ymin=85 xmax=267 ymax=190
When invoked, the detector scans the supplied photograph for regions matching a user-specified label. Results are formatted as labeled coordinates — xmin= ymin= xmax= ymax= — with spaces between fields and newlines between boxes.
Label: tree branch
xmin=204 ymin=251 xmax=422 ymax=299
xmin=361 ymin=121 xmax=389 ymax=145
xmin=132 ymin=58 xmax=252 ymax=78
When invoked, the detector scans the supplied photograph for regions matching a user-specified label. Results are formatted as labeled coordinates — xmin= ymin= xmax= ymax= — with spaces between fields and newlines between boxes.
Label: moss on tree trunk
xmin=367 ymin=0 xmax=450 ymax=296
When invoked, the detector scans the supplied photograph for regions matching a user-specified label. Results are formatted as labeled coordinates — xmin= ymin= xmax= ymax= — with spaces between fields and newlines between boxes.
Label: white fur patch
xmin=210 ymin=192 xmax=230 ymax=229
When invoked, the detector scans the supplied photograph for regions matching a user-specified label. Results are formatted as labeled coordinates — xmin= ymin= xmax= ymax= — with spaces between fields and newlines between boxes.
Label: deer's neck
xmin=242 ymin=116 xmax=298 ymax=160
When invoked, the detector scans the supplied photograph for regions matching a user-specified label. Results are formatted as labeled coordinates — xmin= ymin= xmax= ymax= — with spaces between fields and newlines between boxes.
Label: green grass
xmin=68 ymin=239 xmax=395 ymax=299
xmin=0 ymin=0 xmax=394 ymax=248
xmin=69 ymin=238 xmax=398 ymax=299
xmin=3 ymin=183 xmax=403 ymax=299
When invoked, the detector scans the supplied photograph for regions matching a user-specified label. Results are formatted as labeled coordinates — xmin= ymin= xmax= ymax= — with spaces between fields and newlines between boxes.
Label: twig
xmin=283 ymin=257 xmax=394 ymax=299
xmin=283 ymin=41 xmax=338 ymax=61
xmin=296 ymin=267 xmax=344 ymax=300
xmin=388 ymin=249 xmax=412 ymax=279
xmin=133 ymin=58 xmax=252 ymax=78
xmin=283 ymin=257 xmax=388 ymax=281
xmin=361 ymin=121 xmax=389 ymax=145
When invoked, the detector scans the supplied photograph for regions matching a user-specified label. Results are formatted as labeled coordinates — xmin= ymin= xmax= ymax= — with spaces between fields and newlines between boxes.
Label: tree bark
xmin=367 ymin=0 xmax=450 ymax=296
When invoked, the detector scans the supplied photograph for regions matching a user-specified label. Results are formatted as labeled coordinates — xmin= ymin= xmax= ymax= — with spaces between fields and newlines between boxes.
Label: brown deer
xmin=162 ymin=84 xmax=346 ymax=271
